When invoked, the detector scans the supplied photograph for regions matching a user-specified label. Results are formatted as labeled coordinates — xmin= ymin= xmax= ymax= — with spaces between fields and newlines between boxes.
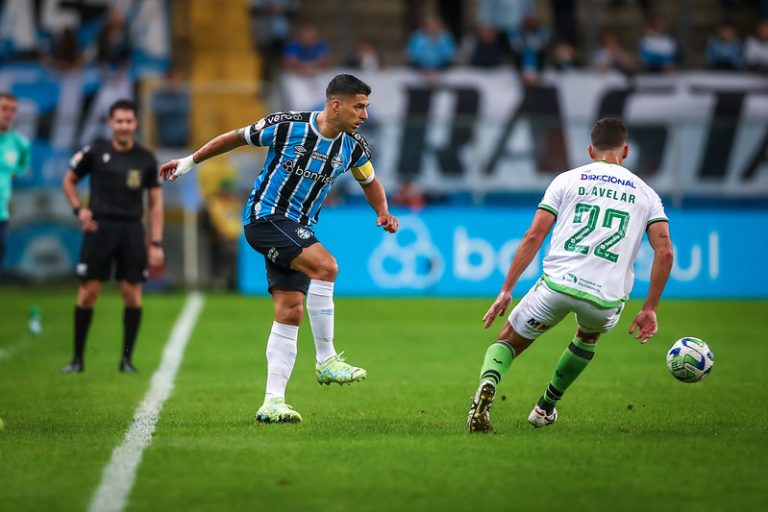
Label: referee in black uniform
xmin=61 ymin=99 xmax=164 ymax=373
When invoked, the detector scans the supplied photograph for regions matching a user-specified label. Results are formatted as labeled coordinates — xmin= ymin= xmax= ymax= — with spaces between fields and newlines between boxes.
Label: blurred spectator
xmin=46 ymin=27 xmax=84 ymax=72
xmin=392 ymin=180 xmax=426 ymax=211
xmin=706 ymin=21 xmax=743 ymax=70
xmin=550 ymin=0 xmax=578 ymax=46
xmin=592 ymin=30 xmax=636 ymax=74
xmin=551 ymin=40 xmax=579 ymax=70
xmin=346 ymin=39 xmax=383 ymax=72
xmin=461 ymin=25 xmax=511 ymax=67
xmin=283 ymin=24 xmax=331 ymax=75
xmin=510 ymin=13 xmax=550 ymax=85
xmin=476 ymin=0 xmax=534 ymax=37
xmin=199 ymin=158 xmax=242 ymax=290
xmin=406 ymin=16 xmax=457 ymax=71
xmin=744 ymin=20 xmax=768 ymax=72
xmin=96 ymin=9 xmax=132 ymax=72
xmin=638 ymin=13 xmax=678 ymax=73
xmin=249 ymin=0 xmax=299 ymax=83
xmin=152 ymin=70 xmax=190 ymax=148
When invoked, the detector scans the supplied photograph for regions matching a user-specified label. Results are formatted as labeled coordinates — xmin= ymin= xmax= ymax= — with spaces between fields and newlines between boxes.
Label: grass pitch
xmin=1 ymin=287 xmax=767 ymax=511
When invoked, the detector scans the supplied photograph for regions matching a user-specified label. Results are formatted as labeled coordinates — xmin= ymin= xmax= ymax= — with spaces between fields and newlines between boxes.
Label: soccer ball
xmin=666 ymin=337 xmax=714 ymax=383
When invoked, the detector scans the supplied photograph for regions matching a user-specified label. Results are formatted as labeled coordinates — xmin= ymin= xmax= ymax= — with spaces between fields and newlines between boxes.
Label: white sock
xmin=307 ymin=279 xmax=336 ymax=364
xmin=264 ymin=321 xmax=299 ymax=401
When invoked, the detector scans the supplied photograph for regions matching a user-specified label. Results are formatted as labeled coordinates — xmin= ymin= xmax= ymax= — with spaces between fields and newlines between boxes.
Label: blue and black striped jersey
xmin=242 ymin=111 xmax=373 ymax=226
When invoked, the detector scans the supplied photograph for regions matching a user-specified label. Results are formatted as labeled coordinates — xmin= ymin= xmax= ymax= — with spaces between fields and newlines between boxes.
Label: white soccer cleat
xmin=528 ymin=405 xmax=558 ymax=428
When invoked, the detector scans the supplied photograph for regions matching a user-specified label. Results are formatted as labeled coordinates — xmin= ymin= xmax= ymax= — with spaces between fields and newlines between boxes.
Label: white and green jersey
xmin=537 ymin=161 xmax=668 ymax=308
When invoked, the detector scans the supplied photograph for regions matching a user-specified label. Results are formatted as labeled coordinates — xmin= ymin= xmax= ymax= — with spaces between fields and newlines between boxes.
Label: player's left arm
xmin=357 ymin=167 xmax=398 ymax=233
xmin=483 ymin=209 xmax=556 ymax=328
xmin=629 ymin=220 xmax=673 ymax=343
xmin=147 ymin=186 xmax=164 ymax=267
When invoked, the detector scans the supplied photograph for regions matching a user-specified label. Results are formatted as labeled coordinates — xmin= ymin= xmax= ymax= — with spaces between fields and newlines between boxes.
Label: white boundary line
xmin=88 ymin=292 xmax=204 ymax=512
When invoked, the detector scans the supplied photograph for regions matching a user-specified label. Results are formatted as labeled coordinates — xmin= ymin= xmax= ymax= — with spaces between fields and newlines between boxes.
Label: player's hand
xmin=148 ymin=246 xmax=164 ymax=268
xmin=159 ymin=155 xmax=194 ymax=182
xmin=77 ymin=208 xmax=98 ymax=232
xmin=159 ymin=160 xmax=180 ymax=181
xmin=482 ymin=290 xmax=512 ymax=329
xmin=629 ymin=309 xmax=657 ymax=344
xmin=377 ymin=213 xmax=398 ymax=233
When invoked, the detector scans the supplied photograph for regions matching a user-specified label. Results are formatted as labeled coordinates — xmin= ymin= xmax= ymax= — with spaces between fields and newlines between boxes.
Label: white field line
xmin=88 ymin=292 xmax=204 ymax=512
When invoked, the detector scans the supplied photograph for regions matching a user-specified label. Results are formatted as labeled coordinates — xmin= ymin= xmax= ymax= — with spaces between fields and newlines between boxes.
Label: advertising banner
xmin=239 ymin=207 xmax=768 ymax=298
xmin=283 ymin=70 xmax=768 ymax=198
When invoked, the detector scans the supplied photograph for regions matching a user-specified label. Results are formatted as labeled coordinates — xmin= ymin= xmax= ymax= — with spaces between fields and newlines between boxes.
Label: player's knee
xmin=318 ymin=258 xmax=338 ymax=281
xmin=276 ymin=301 xmax=304 ymax=325
xmin=77 ymin=287 xmax=100 ymax=308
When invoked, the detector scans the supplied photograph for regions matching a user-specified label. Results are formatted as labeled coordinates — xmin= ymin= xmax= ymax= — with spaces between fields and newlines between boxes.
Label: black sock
xmin=123 ymin=307 xmax=142 ymax=360
xmin=74 ymin=306 xmax=93 ymax=360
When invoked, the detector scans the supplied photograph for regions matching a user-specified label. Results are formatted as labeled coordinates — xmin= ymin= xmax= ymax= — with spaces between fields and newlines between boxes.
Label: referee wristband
xmin=150 ymin=240 xmax=163 ymax=248
xmin=73 ymin=206 xmax=82 ymax=217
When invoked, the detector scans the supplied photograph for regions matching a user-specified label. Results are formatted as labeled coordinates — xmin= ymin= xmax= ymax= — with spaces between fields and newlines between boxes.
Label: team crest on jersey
xmin=102 ymin=153 xmax=111 ymax=163
xmin=126 ymin=169 xmax=142 ymax=189
xmin=295 ymin=227 xmax=311 ymax=239
xmin=331 ymin=155 xmax=345 ymax=170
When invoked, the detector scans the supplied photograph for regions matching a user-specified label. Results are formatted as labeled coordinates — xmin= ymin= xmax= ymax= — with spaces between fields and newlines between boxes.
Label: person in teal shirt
xmin=0 ymin=92 xmax=31 ymax=275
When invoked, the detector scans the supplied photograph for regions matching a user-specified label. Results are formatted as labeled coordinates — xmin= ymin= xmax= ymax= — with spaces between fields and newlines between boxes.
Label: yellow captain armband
xmin=351 ymin=161 xmax=375 ymax=185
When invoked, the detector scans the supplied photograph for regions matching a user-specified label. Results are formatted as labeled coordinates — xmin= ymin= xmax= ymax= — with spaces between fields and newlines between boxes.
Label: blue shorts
xmin=244 ymin=215 xmax=318 ymax=294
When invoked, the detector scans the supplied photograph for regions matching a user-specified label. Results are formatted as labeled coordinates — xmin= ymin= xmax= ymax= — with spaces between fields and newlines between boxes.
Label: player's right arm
xmin=482 ymin=209 xmax=556 ymax=328
xmin=629 ymin=220 xmax=673 ymax=343
xmin=62 ymin=147 xmax=97 ymax=232
xmin=159 ymin=129 xmax=248 ymax=181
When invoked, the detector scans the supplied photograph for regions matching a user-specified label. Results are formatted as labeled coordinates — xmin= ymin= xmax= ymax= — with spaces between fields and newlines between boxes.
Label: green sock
xmin=538 ymin=336 xmax=596 ymax=413
xmin=479 ymin=341 xmax=515 ymax=386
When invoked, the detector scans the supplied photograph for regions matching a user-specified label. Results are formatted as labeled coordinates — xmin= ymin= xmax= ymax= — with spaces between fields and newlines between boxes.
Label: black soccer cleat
xmin=118 ymin=358 xmax=138 ymax=373
xmin=467 ymin=380 xmax=496 ymax=433
xmin=61 ymin=359 xmax=84 ymax=374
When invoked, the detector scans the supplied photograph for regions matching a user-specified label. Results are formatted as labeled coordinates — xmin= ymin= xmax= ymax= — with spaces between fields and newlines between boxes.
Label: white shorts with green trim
xmin=508 ymin=279 xmax=624 ymax=340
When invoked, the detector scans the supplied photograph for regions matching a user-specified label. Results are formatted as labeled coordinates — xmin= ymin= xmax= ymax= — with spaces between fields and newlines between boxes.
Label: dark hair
xmin=0 ymin=92 xmax=17 ymax=102
xmin=109 ymin=98 xmax=137 ymax=117
xmin=325 ymin=74 xmax=371 ymax=98
xmin=591 ymin=117 xmax=627 ymax=150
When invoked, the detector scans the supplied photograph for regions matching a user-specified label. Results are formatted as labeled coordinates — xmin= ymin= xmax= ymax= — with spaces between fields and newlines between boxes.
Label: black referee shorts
xmin=244 ymin=215 xmax=319 ymax=294
xmin=77 ymin=221 xmax=148 ymax=283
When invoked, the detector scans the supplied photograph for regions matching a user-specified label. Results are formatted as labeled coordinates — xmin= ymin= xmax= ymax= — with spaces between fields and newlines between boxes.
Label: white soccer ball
xmin=666 ymin=337 xmax=714 ymax=383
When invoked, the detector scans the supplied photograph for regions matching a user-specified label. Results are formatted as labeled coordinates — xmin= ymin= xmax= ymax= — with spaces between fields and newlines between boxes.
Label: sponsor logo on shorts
xmin=76 ymin=263 xmax=87 ymax=276
xmin=267 ymin=247 xmax=279 ymax=262
xmin=296 ymin=227 xmax=311 ymax=239
xmin=526 ymin=318 xmax=552 ymax=331
xmin=103 ymin=153 xmax=111 ymax=163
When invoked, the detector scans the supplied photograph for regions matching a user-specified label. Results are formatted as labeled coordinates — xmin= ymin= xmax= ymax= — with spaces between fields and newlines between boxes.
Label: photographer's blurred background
xmin=1 ymin=0 xmax=767 ymax=297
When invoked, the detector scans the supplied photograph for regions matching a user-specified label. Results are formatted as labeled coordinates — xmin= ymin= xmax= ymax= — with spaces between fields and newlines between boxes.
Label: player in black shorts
xmin=61 ymin=99 xmax=164 ymax=373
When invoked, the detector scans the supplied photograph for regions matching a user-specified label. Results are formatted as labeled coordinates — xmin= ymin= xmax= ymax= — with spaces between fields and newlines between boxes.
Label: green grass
xmin=1 ymin=288 xmax=767 ymax=511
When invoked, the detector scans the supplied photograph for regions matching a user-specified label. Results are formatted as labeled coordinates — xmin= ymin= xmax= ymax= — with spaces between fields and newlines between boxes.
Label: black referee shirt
xmin=70 ymin=139 xmax=159 ymax=222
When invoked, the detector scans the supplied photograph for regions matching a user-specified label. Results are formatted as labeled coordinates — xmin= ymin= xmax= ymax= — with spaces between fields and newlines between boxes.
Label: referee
xmin=61 ymin=99 xmax=164 ymax=373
